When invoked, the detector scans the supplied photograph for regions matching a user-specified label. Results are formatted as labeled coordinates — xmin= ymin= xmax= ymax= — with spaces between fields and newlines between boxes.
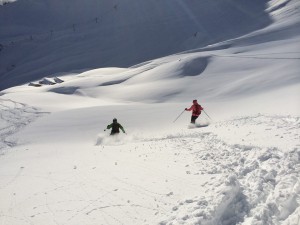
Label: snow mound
xmin=178 ymin=56 xmax=210 ymax=77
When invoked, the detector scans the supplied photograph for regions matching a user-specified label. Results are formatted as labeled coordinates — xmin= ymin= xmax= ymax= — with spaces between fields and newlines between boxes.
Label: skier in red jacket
xmin=185 ymin=99 xmax=204 ymax=124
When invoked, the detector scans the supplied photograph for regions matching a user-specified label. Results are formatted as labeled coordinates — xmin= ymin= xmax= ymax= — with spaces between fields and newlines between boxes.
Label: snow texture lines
xmin=160 ymin=115 xmax=300 ymax=225
xmin=0 ymin=98 xmax=46 ymax=154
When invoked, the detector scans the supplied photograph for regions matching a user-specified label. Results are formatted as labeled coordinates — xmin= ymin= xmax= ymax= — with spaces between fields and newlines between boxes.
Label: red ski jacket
xmin=186 ymin=103 xmax=203 ymax=116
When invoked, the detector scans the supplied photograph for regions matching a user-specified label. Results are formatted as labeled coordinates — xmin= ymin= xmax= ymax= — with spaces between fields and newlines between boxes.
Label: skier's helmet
xmin=113 ymin=118 xmax=117 ymax=122
xmin=193 ymin=99 xmax=198 ymax=104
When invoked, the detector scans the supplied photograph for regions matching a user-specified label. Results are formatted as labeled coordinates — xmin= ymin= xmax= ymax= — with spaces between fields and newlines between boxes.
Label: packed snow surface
xmin=0 ymin=0 xmax=300 ymax=225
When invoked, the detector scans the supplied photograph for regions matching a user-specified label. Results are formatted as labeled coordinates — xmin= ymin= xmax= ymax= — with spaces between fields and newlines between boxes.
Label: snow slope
xmin=0 ymin=0 xmax=300 ymax=225
xmin=0 ymin=0 xmax=272 ymax=90
xmin=0 ymin=0 xmax=16 ymax=5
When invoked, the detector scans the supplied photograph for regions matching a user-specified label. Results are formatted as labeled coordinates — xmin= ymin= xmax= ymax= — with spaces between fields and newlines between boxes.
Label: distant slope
xmin=0 ymin=0 xmax=16 ymax=5
xmin=0 ymin=0 xmax=271 ymax=90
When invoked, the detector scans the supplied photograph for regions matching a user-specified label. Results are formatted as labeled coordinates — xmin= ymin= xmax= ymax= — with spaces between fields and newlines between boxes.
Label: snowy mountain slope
xmin=0 ymin=103 xmax=299 ymax=225
xmin=0 ymin=0 xmax=300 ymax=225
xmin=2 ymin=26 xmax=299 ymax=111
xmin=0 ymin=0 xmax=15 ymax=5
xmin=0 ymin=0 xmax=272 ymax=90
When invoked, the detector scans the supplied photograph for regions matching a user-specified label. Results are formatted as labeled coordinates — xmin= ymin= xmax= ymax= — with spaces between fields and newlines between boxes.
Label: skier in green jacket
xmin=105 ymin=118 xmax=126 ymax=135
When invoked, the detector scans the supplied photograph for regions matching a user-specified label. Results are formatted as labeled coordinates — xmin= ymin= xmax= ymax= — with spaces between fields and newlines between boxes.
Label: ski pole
xmin=203 ymin=110 xmax=212 ymax=120
xmin=173 ymin=109 xmax=185 ymax=123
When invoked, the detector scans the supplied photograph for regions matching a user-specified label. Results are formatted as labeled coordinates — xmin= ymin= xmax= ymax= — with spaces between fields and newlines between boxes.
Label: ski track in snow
xmin=159 ymin=115 xmax=300 ymax=225
xmin=0 ymin=98 xmax=45 ymax=154
xmin=0 ymin=111 xmax=299 ymax=224
xmin=56 ymin=116 xmax=300 ymax=225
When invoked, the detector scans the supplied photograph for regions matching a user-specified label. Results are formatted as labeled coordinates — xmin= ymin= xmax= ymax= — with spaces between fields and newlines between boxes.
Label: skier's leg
xmin=191 ymin=116 xmax=196 ymax=124
xmin=191 ymin=115 xmax=199 ymax=124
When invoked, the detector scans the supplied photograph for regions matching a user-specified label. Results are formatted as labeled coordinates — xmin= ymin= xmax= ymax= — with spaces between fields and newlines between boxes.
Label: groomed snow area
xmin=0 ymin=0 xmax=300 ymax=225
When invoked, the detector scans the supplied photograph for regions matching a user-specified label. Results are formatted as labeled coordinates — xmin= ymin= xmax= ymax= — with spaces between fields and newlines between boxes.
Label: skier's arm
xmin=185 ymin=105 xmax=194 ymax=111
xmin=119 ymin=124 xmax=126 ymax=133
xmin=107 ymin=124 xmax=112 ymax=129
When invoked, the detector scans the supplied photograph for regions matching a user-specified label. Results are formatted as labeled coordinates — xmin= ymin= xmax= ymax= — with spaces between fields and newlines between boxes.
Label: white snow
xmin=0 ymin=0 xmax=300 ymax=224
xmin=0 ymin=0 xmax=273 ymax=90
xmin=0 ymin=0 xmax=16 ymax=6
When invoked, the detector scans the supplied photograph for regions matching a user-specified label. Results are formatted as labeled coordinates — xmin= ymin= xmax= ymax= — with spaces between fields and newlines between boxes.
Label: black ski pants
xmin=191 ymin=115 xmax=199 ymax=124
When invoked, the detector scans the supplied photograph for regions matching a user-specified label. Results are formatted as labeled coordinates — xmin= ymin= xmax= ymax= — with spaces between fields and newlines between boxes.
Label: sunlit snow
xmin=0 ymin=0 xmax=300 ymax=224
